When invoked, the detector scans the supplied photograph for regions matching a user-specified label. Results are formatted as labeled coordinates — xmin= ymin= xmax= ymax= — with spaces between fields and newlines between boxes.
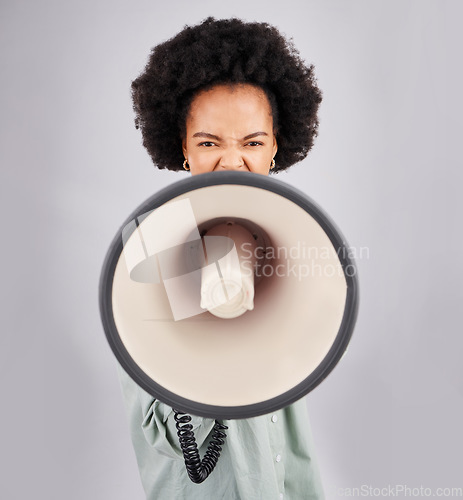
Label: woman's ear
xmin=272 ymin=135 xmax=278 ymax=158
xmin=182 ymin=138 xmax=187 ymax=159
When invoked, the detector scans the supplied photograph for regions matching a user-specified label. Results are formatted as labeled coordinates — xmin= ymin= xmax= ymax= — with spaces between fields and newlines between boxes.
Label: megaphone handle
xmin=173 ymin=409 xmax=228 ymax=483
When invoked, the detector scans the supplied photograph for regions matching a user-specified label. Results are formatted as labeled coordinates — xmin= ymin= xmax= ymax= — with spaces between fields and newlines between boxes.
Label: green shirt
xmin=116 ymin=363 xmax=325 ymax=499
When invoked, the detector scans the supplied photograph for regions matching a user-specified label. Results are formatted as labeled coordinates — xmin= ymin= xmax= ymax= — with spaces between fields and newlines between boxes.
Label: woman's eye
xmin=199 ymin=141 xmax=215 ymax=147
xmin=246 ymin=141 xmax=263 ymax=147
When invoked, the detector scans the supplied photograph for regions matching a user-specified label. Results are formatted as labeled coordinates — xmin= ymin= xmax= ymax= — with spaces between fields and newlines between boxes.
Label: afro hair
xmin=131 ymin=17 xmax=322 ymax=173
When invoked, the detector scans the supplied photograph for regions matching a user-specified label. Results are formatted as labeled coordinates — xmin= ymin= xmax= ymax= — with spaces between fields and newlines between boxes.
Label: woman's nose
xmin=219 ymin=149 xmax=244 ymax=170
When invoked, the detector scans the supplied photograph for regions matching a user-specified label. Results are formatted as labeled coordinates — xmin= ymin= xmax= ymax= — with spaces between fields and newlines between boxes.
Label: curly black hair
xmin=132 ymin=17 xmax=322 ymax=173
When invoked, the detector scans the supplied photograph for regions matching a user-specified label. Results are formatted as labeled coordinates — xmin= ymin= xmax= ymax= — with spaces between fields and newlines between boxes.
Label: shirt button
xmin=276 ymin=454 xmax=282 ymax=463
xmin=271 ymin=415 xmax=278 ymax=423
xmin=279 ymin=494 xmax=284 ymax=499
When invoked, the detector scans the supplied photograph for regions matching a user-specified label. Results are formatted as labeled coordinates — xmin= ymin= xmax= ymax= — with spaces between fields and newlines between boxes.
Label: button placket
xmin=268 ymin=411 xmax=285 ymax=496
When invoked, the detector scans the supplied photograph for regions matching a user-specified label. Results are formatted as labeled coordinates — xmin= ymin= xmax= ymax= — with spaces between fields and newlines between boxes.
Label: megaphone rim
xmin=99 ymin=171 xmax=359 ymax=419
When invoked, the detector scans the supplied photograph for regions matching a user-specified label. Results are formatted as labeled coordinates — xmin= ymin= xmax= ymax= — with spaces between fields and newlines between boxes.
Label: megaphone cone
xmin=99 ymin=171 xmax=358 ymax=419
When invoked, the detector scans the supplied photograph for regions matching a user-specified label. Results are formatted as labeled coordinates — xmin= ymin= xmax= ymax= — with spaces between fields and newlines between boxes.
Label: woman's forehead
xmin=186 ymin=84 xmax=274 ymax=132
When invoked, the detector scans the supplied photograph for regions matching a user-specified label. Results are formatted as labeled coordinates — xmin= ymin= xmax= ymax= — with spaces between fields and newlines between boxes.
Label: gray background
xmin=1 ymin=0 xmax=462 ymax=498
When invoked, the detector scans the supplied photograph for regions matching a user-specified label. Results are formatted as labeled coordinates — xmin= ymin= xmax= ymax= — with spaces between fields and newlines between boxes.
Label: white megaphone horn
xmin=99 ymin=171 xmax=359 ymax=420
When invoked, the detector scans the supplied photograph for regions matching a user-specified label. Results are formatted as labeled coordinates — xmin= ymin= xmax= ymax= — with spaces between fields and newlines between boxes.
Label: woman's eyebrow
xmin=192 ymin=132 xmax=221 ymax=140
xmin=242 ymin=131 xmax=268 ymax=141
xmin=192 ymin=131 xmax=269 ymax=141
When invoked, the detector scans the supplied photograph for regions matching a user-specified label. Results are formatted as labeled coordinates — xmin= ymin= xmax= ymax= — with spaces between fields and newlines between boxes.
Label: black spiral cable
xmin=173 ymin=409 xmax=228 ymax=484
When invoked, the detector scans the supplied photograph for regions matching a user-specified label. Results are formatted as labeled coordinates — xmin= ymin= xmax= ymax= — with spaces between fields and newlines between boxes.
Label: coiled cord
xmin=173 ymin=409 xmax=228 ymax=484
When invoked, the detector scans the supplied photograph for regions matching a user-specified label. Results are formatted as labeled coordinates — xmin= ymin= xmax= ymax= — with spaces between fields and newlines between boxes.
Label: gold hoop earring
xmin=183 ymin=159 xmax=190 ymax=171
xmin=270 ymin=158 xmax=276 ymax=170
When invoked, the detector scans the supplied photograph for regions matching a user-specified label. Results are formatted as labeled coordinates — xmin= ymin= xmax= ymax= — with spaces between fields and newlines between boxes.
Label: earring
xmin=183 ymin=159 xmax=190 ymax=171
xmin=270 ymin=158 xmax=276 ymax=170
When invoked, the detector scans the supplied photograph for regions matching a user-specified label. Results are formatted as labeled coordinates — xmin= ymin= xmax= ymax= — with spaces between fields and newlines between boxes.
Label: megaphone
xmin=99 ymin=171 xmax=358 ymax=420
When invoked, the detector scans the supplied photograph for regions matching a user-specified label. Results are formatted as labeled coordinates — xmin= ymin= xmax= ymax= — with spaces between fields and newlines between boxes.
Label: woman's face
xmin=182 ymin=84 xmax=278 ymax=176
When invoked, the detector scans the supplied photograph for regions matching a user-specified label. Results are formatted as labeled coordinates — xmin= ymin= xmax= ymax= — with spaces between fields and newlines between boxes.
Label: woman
xmin=117 ymin=17 xmax=324 ymax=499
